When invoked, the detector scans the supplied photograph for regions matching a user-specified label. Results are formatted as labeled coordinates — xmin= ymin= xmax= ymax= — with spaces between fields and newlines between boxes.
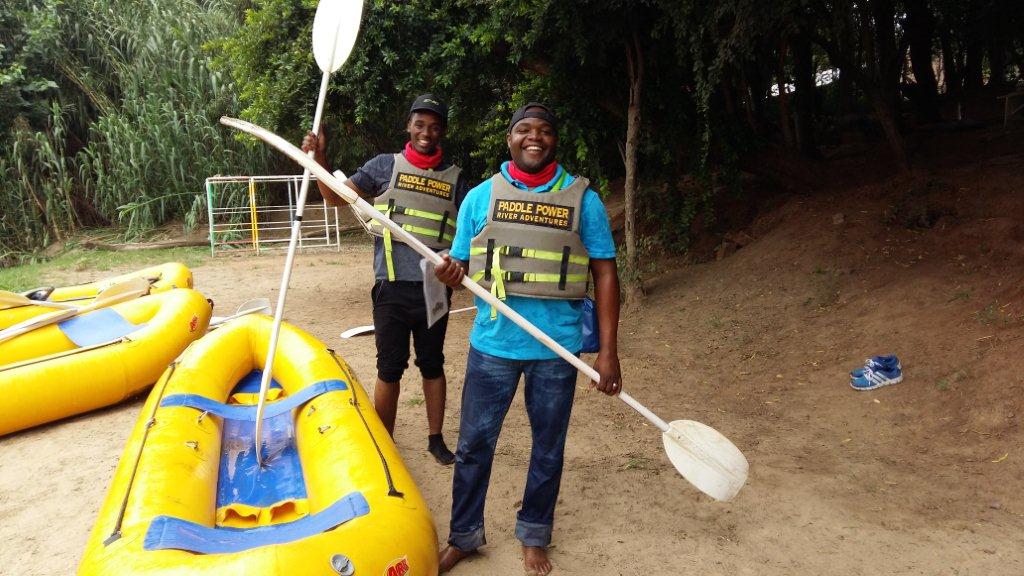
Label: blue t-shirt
xmin=450 ymin=162 xmax=616 ymax=360
xmin=349 ymin=153 xmax=469 ymax=281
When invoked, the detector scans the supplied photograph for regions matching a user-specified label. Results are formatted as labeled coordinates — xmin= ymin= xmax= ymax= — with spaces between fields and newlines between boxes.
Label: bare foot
xmin=523 ymin=545 xmax=552 ymax=575
xmin=438 ymin=545 xmax=474 ymax=573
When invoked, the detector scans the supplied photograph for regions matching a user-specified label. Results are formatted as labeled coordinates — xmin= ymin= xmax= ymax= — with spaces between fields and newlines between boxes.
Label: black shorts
xmin=371 ymin=280 xmax=452 ymax=383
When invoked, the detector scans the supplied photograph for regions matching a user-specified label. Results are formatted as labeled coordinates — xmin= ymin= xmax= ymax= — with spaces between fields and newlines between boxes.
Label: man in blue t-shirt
xmin=303 ymin=94 xmax=470 ymax=465
xmin=433 ymin=103 xmax=622 ymax=575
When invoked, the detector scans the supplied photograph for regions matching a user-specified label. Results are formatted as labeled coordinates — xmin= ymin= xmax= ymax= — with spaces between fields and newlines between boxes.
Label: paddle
xmin=253 ymin=0 xmax=365 ymax=465
xmin=0 ymin=277 xmax=151 ymax=345
xmin=209 ymin=298 xmax=272 ymax=329
xmin=340 ymin=306 xmax=476 ymax=339
xmin=0 ymin=290 xmax=79 ymax=311
xmin=220 ymin=116 xmax=750 ymax=501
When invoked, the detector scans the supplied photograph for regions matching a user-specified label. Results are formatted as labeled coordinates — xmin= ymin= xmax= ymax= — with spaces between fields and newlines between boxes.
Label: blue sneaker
xmin=850 ymin=363 xmax=903 ymax=391
xmin=850 ymin=355 xmax=901 ymax=378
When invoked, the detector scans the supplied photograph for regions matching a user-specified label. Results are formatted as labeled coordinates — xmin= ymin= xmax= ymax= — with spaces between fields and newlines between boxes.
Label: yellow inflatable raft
xmin=79 ymin=314 xmax=438 ymax=576
xmin=0 ymin=262 xmax=193 ymax=330
xmin=47 ymin=261 xmax=193 ymax=301
xmin=0 ymin=289 xmax=211 ymax=436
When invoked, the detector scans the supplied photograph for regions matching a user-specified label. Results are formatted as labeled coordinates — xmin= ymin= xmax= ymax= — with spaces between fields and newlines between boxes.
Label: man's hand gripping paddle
xmin=221 ymin=116 xmax=749 ymax=501
xmin=253 ymin=0 xmax=364 ymax=466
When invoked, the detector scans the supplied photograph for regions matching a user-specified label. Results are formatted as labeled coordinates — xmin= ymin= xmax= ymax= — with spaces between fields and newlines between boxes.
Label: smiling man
xmin=302 ymin=94 xmax=469 ymax=465
xmin=433 ymin=103 xmax=622 ymax=575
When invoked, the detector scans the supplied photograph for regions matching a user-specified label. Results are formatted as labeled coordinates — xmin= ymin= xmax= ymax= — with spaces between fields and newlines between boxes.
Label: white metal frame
xmin=205 ymin=174 xmax=343 ymax=255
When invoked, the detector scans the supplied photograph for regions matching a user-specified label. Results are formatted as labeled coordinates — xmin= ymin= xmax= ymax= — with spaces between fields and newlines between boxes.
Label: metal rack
xmin=205 ymin=174 xmax=344 ymax=255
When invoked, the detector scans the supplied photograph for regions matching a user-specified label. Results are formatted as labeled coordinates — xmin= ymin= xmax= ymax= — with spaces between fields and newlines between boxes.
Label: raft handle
xmin=331 ymin=554 xmax=355 ymax=575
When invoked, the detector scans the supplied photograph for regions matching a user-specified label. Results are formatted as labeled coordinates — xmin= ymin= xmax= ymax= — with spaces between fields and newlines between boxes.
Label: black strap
xmin=484 ymin=239 xmax=495 ymax=281
xmin=438 ymin=210 xmax=449 ymax=242
xmin=559 ymin=246 xmax=570 ymax=290
xmin=328 ymin=350 xmax=403 ymax=498
xmin=387 ymin=198 xmax=396 ymax=215
xmin=503 ymin=245 xmax=524 ymax=258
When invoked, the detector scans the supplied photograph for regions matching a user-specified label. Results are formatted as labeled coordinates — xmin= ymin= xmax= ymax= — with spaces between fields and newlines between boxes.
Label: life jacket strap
xmin=469 ymin=245 xmax=588 ymax=266
xmin=383 ymin=199 xmax=396 ymax=281
xmin=372 ymin=203 xmax=455 ymax=227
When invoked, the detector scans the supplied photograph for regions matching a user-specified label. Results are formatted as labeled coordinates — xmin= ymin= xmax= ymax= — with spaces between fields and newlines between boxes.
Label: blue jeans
xmin=447 ymin=346 xmax=578 ymax=551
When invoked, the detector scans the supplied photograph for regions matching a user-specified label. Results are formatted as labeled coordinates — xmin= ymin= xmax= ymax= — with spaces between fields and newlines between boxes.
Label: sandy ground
xmin=2 ymin=129 xmax=1023 ymax=575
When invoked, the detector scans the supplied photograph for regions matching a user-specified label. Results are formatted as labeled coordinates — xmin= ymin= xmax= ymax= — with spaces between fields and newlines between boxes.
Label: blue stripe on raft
xmin=160 ymin=379 xmax=348 ymax=421
xmin=217 ymin=409 xmax=306 ymax=510
xmin=234 ymin=369 xmax=283 ymax=394
xmin=143 ymin=492 xmax=370 ymax=554
xmin=58 ymin=308 xmax=145 ymax=347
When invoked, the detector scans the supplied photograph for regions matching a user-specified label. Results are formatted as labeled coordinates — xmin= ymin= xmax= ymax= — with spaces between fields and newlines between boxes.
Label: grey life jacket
xmin=468 ymin=172 xmax=590 ymax=309
xmin=368 ymin=153 xmax=461 ymax=280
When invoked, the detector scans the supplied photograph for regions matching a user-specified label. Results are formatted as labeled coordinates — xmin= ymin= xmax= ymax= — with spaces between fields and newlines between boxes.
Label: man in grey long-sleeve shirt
xmin=303 ymin=94 xmax=470 ymax=464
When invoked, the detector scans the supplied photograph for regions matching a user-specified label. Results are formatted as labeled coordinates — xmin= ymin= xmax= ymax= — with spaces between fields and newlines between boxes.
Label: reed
xmin=1 ymin=0 xmax=269 ymax=258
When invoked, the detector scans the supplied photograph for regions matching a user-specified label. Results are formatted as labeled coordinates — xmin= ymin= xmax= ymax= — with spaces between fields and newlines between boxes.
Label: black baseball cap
xmin=507 ymin=102 xmax=558 ymax=133
xmin=410 ymin=94 xmax=448 ymax=122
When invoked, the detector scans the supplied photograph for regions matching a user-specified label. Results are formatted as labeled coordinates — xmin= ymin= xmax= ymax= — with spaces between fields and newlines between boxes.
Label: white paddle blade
xmin=236 ymin=297 xmax=271 ymax=316
xmin=312 ymin=0 xmax=364 ymax=73
xmin=209 ymin=298 xmax=272 ymax=328
xmin=662 ymin=419 xmax=749 ymax=502
xmin=340 ymin=324 xmax=374 ymax=339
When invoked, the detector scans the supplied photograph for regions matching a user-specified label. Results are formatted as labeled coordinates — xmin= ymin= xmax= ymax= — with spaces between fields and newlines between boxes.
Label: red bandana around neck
xmin=508 ymin=160 xmax=557 ymax=188
xmin=404 ymin=141 xmax=443 ymax=170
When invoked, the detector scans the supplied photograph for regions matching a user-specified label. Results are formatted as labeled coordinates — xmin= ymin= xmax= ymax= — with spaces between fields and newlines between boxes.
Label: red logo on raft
xmin=189 ymin=315 xmax=199 ymax=332
xmin=384 ymin=557 xmax=410 ymax=576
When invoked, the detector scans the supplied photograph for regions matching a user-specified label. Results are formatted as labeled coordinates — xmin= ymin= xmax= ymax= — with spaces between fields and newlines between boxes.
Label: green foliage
xmin=212 ymin=0 xmax=781 ymax=262
xmin=0 ymin=0 xmax=59 ymax=140
xmin=215 ymin=0 xmax=521 ymax=180
xmin=0 ymin=102 xmax=78 ymax=259
xmin=5 ymin=0 xmax=1021 ymax=265
xmin=1 ymin=0 xmax=270 ymax=257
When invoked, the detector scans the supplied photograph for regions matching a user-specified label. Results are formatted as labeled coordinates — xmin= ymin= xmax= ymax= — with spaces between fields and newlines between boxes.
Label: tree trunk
xmin=776 ymin=40 xmax=796 ymax=148
xmin=792 ymin=33 xmax=818 ymax=156
xmin=987 ymin=39 xmax=1008 ymax=88
xmin=869 ymin=88 xmax=910 ymax=171
xmin=871 ymin=0 xmax=910 ymax=170
xmin=962 ymin=1 xmax=985 ymax=93
xmin=721 ymin=75 xmax=739 ymax=118
xmin=737 ymin=70 xmax=760 ymax=134
xmin=811 ymin=2 xmax=908 ymax=169
xmin=938 ymin=26 xmax=961 ymax=97
xmin=740 ymin=64 xmax=767 ymax=134
xmin=623 ymin=32 xmax=644 ymax=299
xmin=905 ymin=0 xmax=942 ymax=122
xmin=834 ymin=15 xmax=857 ymax=117
xmin=986 ymin=2 xmax=1010 ymax=89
